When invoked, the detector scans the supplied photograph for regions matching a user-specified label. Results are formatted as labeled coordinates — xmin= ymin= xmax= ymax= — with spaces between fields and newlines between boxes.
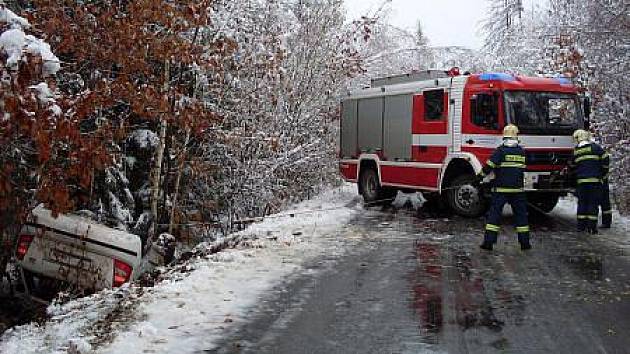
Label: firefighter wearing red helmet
xmin=476 ymin=124 xmax=531 ymax=251
xmin=572 ymin=129 xmax=609 ymax=233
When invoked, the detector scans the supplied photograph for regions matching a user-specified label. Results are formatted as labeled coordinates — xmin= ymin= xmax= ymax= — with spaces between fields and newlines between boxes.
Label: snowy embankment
xmin=0 ymin=185 xmax=360 ymax=354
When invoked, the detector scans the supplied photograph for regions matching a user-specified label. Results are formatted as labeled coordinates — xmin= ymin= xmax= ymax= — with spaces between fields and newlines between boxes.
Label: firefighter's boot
xmin=588 ymin=220 xmax=598 ymax=235
xmin=480 ymin=242 xmax=493 ymax=251
xmin=480 ymin=230 xmax=497 ymax=251
xmin=602 ymin=212 xmax=612 ymax=229
xmin=577 ymin=219 xmax=587 ymax=233
xmin=518 ymin=233 xmax=531 ymax=250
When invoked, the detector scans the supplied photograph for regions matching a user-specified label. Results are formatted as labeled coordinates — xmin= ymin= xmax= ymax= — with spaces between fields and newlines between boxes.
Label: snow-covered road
xmin=0 ymin=185 xmax=361 ymax=354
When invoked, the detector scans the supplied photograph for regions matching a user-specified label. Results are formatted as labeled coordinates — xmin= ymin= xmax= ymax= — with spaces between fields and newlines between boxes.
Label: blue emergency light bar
xmin=554 ymin=77 xmax=572 ymax=85
xmin=479 ymin=73 xmax=516 ymax=81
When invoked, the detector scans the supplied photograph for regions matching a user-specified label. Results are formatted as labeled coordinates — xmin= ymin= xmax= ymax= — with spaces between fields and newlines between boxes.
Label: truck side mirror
xmin=583 ymin=97 xmax=591 ymax=130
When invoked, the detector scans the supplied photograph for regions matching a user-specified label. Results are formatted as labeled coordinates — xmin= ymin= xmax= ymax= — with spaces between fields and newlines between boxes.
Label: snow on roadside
xmin=0 ymin=184 xmax=360 ymax=354
xmin=555 ymin=196 xmax=630 ymax=249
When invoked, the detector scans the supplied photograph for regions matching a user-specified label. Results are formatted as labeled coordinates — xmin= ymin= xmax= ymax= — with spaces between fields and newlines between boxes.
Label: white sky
xmin=344 ymin=0 xmax=544 ymax=49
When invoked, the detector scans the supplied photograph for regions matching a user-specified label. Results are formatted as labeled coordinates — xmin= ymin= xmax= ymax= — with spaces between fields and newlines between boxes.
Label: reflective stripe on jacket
xmin=573 ymin=142 xmax=607 ymax=183
xmin=481 ymin=142 xmax=526 ymax=191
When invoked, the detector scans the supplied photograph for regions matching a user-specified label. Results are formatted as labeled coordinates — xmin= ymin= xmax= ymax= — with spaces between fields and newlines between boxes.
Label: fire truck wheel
xmin=446 ymin=175 xmax=487 ymax=217
xmin=359 ymin=168 xmax=391 ymax=204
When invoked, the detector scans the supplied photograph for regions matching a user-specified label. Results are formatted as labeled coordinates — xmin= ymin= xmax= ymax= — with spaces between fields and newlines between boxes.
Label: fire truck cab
xmin=339 ymin=70 xmax=587 ymax=217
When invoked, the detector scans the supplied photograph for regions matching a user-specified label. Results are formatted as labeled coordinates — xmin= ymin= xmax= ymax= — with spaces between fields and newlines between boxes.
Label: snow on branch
xmin=0 ymin=4 xmax=29 ymax=29
xmin=0 ymin=7 xmax=60 ymax=76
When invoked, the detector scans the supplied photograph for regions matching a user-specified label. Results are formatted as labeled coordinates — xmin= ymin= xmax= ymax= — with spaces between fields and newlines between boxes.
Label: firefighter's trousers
xmin=577 ymin=182 xmax=601 ymax=233
xmin=484 ymin=192 xmax=529 ymax=245
xmin=600 ymin=180 xmax=612 ymax=227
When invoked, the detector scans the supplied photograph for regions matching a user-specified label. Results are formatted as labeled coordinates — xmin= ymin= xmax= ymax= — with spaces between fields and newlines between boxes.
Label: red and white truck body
xmin=339 ymin=71 xmax=586 ymax=215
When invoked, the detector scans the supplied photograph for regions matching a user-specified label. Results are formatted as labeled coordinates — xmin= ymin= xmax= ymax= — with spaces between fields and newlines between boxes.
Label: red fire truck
xmin=339 ymin=70 xmax=589 ymax=216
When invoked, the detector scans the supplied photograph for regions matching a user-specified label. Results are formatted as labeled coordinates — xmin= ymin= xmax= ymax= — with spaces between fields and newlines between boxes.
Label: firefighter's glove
xmin=472 ymin=173 xmax=485 ymax=187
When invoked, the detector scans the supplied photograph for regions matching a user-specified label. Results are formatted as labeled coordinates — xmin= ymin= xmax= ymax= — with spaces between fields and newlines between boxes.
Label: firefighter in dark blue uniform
xmin=572 ymin=129 xmax=608 ymax=233
xmin=477 ymin=124 xmax=531 ymax=251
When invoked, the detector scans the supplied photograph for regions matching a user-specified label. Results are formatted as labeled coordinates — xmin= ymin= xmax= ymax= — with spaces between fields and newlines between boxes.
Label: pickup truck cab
xmin=15 ymin=205 xmax=164 ymax=292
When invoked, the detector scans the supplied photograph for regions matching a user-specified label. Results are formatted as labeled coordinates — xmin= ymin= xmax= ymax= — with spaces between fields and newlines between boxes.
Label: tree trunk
xmin=168 ymin=128 xmax=190 ymax=235
xmin=151 ymin=60 xmax=170 ymax=234
xmin=151 ymin=119 xmax=167 ymax=235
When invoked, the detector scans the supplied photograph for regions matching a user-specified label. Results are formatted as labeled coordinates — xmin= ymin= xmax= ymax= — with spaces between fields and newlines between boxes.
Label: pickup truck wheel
xmin=446 ymin=175 xmax=487 ymax=217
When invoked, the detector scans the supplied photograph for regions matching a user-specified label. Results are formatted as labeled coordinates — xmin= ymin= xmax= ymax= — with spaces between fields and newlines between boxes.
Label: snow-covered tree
xmin=481 ymin=0 xmax=548 ymax=74
xmin=29 ymin=0 xmax=221 ymax=236
xmin=351 ymin=12 xmax=434 ymax=87
xmin=429 ymin=46 xmax=488 ymax=73
xmin=415 ymin=20 xmax=429 ymax=48
xmin=529 ymin=0 xmax=629 ymax=212
xmin=0 ymin=3 xmax=110 ymax=264
xmin=482 ymin=0 xmax=630 ymax=213
xmin=196 ymin=0 xmax=369 ymax=228
xmin=556 ymin=0 xmax=630 ymax=212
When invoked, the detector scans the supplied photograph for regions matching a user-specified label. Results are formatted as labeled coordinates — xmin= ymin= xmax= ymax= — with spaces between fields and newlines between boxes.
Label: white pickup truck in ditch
xmin=15 ymin=205 xmax=172 ymax=295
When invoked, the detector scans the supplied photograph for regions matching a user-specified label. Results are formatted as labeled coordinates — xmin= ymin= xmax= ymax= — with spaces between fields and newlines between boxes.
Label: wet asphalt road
xmin=209 ymin=199 xmax=630 ymax=354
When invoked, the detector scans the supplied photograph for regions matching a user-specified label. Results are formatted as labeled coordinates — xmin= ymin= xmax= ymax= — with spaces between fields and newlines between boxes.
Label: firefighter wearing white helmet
xmin=503 ymin=124 xmax=519 ymax=139
xmin=572 ymin=129 xmax=609 ymax=233
xmin=476 ymin=124 xmax=531 ymax=251
xmin=572 ymin=129 xmax=590 ymax=144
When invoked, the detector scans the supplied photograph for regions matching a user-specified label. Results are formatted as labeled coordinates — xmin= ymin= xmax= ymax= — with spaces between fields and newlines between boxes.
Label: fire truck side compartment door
xmin=383 ymin=94 xmax=412 ymax=161
xmin=341 ymin=99 xmax=358 ymax=158
xmin=358 ymin=97 xmax=384 ymax=153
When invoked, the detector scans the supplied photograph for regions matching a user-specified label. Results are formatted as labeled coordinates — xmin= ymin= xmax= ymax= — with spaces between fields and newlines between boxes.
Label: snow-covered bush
xmin=188 ymin=0 xmax=372 ymax=228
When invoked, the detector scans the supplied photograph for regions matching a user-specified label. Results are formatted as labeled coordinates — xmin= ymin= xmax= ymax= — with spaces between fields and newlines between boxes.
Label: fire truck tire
xmin=359 ymin=168 xmax=394 ymax=205
xmin=445 ymin=175 xmax=487 ymax=217
xmin=527 ymin=193 xmax=560 ymax=213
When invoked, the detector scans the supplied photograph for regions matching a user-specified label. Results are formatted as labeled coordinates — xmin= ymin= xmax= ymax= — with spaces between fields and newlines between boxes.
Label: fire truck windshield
xmin=504 ymin=91 xmax=582 ymax=135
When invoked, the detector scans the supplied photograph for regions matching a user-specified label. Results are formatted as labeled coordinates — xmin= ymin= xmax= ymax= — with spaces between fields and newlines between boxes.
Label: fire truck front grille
xmin=526 ymin=151 xmax=573 ymax=166
xmin=535 ymin=174 xmax=571 ymax=190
